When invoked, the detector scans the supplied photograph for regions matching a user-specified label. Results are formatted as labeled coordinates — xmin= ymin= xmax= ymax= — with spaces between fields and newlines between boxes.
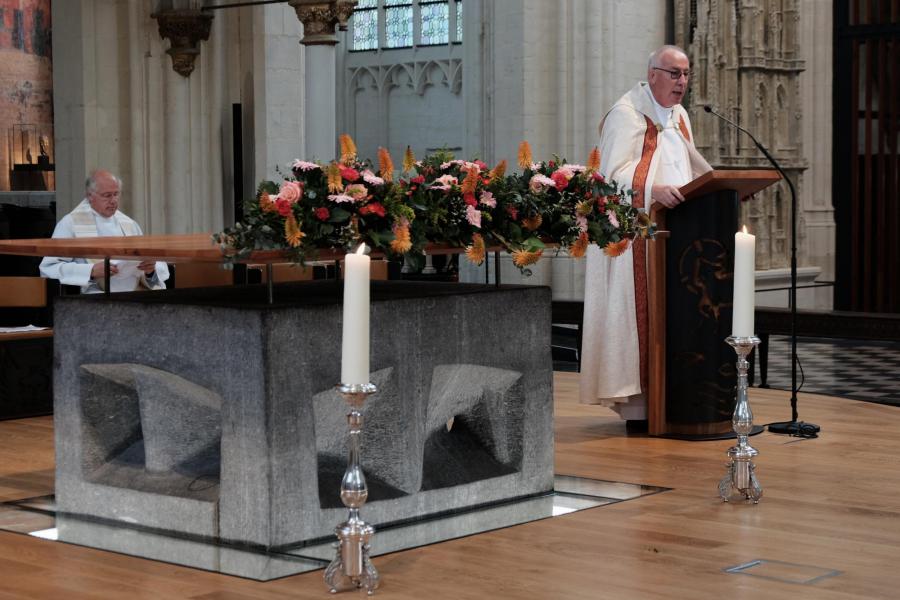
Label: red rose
xmin=411 ymin=175 xmax=426 ymax=184
xmin=340 ymin=166 xmax=360 ymax=182
xmin=548 ymin=161 xmax=556 ymax=169
xmin=315 ymin=207 xmax=330 ymax=221
xmin=551 ymin=171 xmax=570 ymax=191
xmin=474 ymin=160 xmax=489 ymax=171
xmin=592 ymin=172 xmax=605 ymax=183
xmin=506 ymin=205 xmax=519 ymax=220
xmin=464 ymin=192 xmax=477 ymax=206
xmin=275 ymin=198 xmax=292 ymax=217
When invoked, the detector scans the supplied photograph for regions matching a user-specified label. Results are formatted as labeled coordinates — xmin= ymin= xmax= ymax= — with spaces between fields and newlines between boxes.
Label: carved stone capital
xmin=288 ymin=0 xmax=357 ymax=46
xmin=151 ymin=9 xmax=214 ymax=77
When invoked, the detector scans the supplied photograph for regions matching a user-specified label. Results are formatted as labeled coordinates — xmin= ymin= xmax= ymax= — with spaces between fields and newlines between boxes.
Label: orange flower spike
xmin=569 ymin=232 xmax=589 ymax=258
xmin=603 ymin=239 xmax=630 ymax=257
xmin=284 ymin=214 xmax=304 ymax=248
xmin=339 ymin=134 xmax=357 ymax=165
xmin=512 ymin=248 xmax=543 ymax=267
xmin=460 ymin=167 xmax=480 ymax=194
xmin=326 ymin=162 xmax=343 ymax=193
xmin=390 ymin=223 xmax=412 ymax=254
xmin=489 ymin=160 xmax=507 ymax=183
xmin=465 ymin=233 xmax=486 ymax=266
xmin=402 ymin=145 xmax=416 ymax=173
xmin=378 ymin=147 xmax=395 ymax=182
xmin=517 ymin=141 xmax=533 ymax=170
xmin=587 ymin=146 xmax=601 ymax=172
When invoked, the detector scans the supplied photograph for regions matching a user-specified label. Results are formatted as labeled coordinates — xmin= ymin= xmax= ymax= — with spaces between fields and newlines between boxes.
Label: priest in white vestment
xmin=40 ymin=170 xmax=170 ymax=294
xmin=580 ymin=45 xmax=712 ymax=423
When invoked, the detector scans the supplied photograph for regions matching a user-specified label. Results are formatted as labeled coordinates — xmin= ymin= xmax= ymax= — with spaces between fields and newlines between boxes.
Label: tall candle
xmin=341 ymin=244 xmax=370 ymax=385
xmin=732 ymin=226 xmax=756 ymax=337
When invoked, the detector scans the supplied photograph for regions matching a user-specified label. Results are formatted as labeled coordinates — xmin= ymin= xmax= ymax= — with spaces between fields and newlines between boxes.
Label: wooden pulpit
xmin=646 ymin=169 xmax=781 ymax=437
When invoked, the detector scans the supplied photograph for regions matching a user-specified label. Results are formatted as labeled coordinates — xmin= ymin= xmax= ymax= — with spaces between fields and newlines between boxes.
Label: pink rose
xmin=479 ymin=190 xmax=496 ymax=208
xmin=278 ymin=181 xmax=302 ymax=204
xmin=344 ymin=183 xmax=368 ymax=201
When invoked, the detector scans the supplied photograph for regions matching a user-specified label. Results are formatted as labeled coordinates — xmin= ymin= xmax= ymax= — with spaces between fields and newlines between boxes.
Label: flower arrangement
xmin=213 ymin=135 xmax=655 ymax=271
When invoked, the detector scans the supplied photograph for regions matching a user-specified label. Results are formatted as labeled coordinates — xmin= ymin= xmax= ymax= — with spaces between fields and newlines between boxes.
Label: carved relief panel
xmin=675 ymin=0 xmax=808 ymax=270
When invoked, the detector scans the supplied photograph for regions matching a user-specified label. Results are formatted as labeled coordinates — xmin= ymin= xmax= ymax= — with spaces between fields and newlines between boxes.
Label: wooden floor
xmin=1 ymin=374 xmax=899 ymax=599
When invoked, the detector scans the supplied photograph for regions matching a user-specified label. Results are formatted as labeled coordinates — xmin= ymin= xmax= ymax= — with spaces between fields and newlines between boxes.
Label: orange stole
xmin=678 ymin=115 xmax=691 ymax=142
xmin=631 ymin=116 xmax=659 ymax=394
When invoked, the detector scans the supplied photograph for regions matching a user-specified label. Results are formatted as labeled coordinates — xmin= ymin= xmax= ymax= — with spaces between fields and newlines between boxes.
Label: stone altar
xmin=53 ymin=280 xmax=554 ymax=549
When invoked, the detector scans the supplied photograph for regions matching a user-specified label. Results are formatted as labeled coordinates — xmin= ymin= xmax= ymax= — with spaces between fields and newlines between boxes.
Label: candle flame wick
xmin=355 ymin=243 xmax=367 ymax=255
xmin=742 ymin=225 xmax=748 ymax=234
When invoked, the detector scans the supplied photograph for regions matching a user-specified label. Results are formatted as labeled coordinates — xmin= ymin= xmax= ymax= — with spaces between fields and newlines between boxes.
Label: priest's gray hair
xmin=648 ymin=45 xmax=689 ymax=69
xmin=85 ymin=170 xmax=123 ymax=194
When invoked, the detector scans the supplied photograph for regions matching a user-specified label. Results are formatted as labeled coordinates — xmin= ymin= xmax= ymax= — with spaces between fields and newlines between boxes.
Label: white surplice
xmin=579 ymin=82 xmax=712 ymax=419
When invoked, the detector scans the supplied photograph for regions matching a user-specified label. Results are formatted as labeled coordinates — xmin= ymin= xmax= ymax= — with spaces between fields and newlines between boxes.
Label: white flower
xmin=361 ymin=169 xmax=385 ymax=186
xmin=292 ymin=160 xmax=320 ymax=171
xmin=430 ymin=174 xmax=459 ymax=191
xmin=564 ymin=164 xmax=587 ymax=173
xmin=328 ymin=193 xmax=355 ymax=203
xmin=528 ymin=174 xmax=555 ymax=193
xmin=606 ymin=209 xmax=620 ymax=228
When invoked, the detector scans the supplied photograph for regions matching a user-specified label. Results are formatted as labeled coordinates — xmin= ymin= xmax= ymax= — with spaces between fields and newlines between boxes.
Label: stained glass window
xmin=351 ymin=1 xmax=462 ymax=51
xmin=385 ymin=1 xmax=413 ymax=48
xmin=420 ymin=1 xmax=449 ymax=46
xmin=352 ymin=4 xmax=378 ymax=51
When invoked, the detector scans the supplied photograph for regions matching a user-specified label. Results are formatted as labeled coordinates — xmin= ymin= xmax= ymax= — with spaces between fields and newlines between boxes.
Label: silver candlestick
xmin=324 ymin=382 xmax=380 ymax=595
xmin=718 ymin=335 xmax=763 ymax=503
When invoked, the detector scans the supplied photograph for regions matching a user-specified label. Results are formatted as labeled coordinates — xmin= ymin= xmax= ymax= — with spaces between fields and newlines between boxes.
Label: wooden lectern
xmin=646 ymin=169 xmax=781 ymax=437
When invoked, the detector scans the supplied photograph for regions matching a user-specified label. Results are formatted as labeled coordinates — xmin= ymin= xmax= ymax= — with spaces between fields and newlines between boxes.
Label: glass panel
xmin=420 ymin=1 xmax=449 ymax=45
xmin=384 ymin=0 xmax=410 ymax=5
xmin=356 ymin=0 xmax=377 ymax=8
xmin=0 ymin=477 xmax=669 ymax=582
xmin=456 ymin=0 xmax=463 ymax=42
xmin=385 ymin=5 xmax=413 ymax=48
xmin=351 ymin=8 xmax=378 ymax=51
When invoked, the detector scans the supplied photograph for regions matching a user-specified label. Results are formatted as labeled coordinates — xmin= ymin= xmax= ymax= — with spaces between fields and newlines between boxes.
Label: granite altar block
xmin=53 ymin=281 xmax=554 ymax=548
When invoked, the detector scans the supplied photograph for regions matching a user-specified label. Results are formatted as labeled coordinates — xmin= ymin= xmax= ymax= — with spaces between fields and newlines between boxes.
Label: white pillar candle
xmin=732 ymin=226 xmax=756 ymax=337
xmin=341 ymin=244 xmax=370 ymax=385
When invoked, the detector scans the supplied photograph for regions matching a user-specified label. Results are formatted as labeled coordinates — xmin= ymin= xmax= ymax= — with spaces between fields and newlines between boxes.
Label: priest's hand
xmin=137 ymin=261 xmax=156 ymax=275
xmin=90 ymin=261 xmax=118 ymax=279
xmin=651 ymin=184 xmax=685 ymax=208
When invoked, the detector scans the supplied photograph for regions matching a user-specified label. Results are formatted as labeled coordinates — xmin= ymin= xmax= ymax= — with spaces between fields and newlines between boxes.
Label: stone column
xmin=289 ymin=1 xmax=356 ymax=161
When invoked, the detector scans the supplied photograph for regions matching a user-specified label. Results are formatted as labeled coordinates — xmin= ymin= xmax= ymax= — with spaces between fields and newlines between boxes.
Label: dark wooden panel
xmin=834 ymin=2 xmax=900 ymax=313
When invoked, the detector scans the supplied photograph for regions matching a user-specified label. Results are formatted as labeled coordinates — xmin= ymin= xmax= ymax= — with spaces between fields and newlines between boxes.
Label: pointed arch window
xmin=350 ymin=0 xmax=463 ymax=51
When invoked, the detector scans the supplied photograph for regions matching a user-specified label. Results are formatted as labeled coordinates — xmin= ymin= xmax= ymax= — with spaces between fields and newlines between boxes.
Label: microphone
xmin=703 ymin=104 xmax=819 ymax=438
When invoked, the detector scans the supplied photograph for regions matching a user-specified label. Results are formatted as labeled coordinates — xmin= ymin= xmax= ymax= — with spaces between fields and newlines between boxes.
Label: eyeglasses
xmin=653 ymin=67 xmax=691 ymax=80
xmin=94 ymin=191 xmax=120 ymax=200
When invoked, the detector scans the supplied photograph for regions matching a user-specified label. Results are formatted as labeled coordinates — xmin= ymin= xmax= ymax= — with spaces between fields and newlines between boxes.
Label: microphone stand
xmin=703 ymin=106 xmax=819 ymax=437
